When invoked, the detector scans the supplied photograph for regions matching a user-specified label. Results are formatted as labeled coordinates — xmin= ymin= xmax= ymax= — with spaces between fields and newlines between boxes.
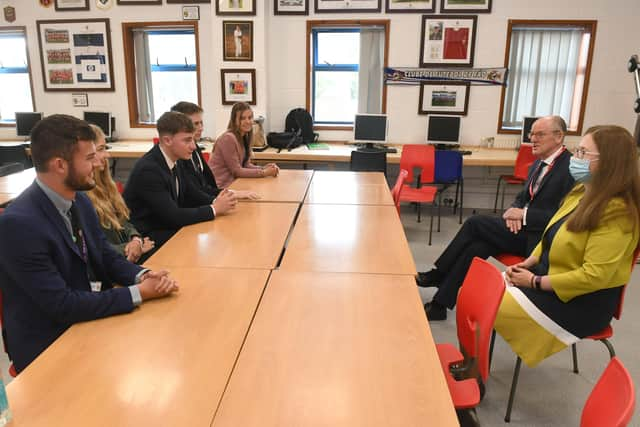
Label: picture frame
xmin=314 ymin=0 xmax=381 ymax=13
xmin=419 ymin=15 xmax=477 ymax=67
xmin=36 ymin=18 xmax=115 ymax=91
xmin=440 ymin=0 xmax=491 ymax=13
xmin=55 ymin=0 xmax=90 ymax=11
xmin=71 ymin=92 xmax=89 ymax=107
xmin=222 ymin=21 xmax=253 ymax=62
xmin=274 ymin=0 xmax=308 ymax=15
xmin=95 ymin=0 xmax=114 ymax=10
xmin=216 ymin=0 xmax=256 ymax=16
xmin=221 ymin=68 xmax=256 ymax=105
xmin=182 ymin=5 xmax=200 ymax=19
xmin=116 ymin=0 xmax=162 ymax=5
xmin=418 ymin=81 xmax=469 ymax=115
xmin=385 ymin=0 xmax=434 ymax=14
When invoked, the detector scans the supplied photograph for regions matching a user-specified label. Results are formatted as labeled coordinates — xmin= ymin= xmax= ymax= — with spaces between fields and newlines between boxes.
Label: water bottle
xmin=0 ymin=376 xmax=11 ymax=426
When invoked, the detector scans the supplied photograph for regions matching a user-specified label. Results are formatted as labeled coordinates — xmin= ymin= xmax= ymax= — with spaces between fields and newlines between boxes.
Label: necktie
xmin=529 ymin=163 xmax=547 ymax=198
xmin=192 ymin=151 xmax=203 ymax=173
xmin=68 ymin=202 xmax=87 ymax=261
xmin=171 ymin=165 xmax=180 ymax=197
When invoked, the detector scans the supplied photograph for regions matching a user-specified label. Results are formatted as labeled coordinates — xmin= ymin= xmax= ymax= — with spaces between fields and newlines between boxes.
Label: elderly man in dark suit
xmin=0 ymin=115 xmax=179 ymax=373
xmin=124 ymin=111 xmax=237 ymax=248
xmin=421 ymin=116 xmax=575 ymax=320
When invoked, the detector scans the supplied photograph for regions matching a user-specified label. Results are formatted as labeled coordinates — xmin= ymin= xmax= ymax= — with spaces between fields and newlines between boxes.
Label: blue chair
xmin=435 ymin=150 xmax=464 ymax=225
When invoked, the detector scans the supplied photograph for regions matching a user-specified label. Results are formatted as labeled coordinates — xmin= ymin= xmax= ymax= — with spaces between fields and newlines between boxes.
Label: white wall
xmin=2 ymin=0 xmax=639 ymax=147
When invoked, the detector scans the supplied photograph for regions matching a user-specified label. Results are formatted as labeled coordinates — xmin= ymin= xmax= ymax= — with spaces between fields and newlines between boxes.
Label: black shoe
xmin=424 ymin=301 xmax=447 ymax=321
xmin=416 ymin=269 xmax=442 ymax=288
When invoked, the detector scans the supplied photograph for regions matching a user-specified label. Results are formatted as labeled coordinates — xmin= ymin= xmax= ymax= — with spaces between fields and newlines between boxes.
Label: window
xmin=307 ymin=20 xmax=389 ymax=128
xmin=498 ymin=20 xmax=597 ymax=135
xmin=0 ymin=27 xmax=35 ymax=126
xmin=122 ymin=22 xmax=201 ymax=127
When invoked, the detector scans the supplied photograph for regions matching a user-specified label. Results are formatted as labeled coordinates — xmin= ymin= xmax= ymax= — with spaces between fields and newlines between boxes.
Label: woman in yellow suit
xmin=495 ymin=125 xmax=640 ymax=367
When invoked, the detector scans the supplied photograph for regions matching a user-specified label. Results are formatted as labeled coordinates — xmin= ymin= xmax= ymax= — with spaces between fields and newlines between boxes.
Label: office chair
xmin=493 ymin=144 xmax=536 ymax=212
xmin=350 ymin=150 xmax=387 ymax=177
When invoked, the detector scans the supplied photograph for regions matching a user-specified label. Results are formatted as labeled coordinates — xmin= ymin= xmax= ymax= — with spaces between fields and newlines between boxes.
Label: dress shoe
xmin=416 ymin=269 xmax=443 ymax=288
xmin=424 ymin=301 xmax=447 ymax=321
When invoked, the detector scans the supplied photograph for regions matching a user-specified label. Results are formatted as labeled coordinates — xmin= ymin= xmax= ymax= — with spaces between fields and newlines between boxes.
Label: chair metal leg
xmin=489 ymin=329 xmax=496 ymax=372
xmin=417 ymin=203 xmax=421 ymax=223
xmin=458 ymin=178 xmax=464 ymax=224
xmin=437 ymin=195 xmax=441 ymax=233
xmin=500 ymin=183 xmax=507 ymax=213
xmin=493 ymin=178 xmax=502 ymax=213
xmin=600 ymin=339 xmax=616 ymax=358
xmin=572 ymin=343 xmax=579 ymax=373
xmin=428 ymin=204 xmax=434 ymax=245
xmin=505 ymin=356 xmax=522 ymax=423
xmin=453 ymin=180 xmax=460 ymax=215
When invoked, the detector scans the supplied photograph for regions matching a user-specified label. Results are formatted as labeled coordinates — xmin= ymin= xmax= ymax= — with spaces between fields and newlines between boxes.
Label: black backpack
xmin=285 ymin=108 xmax=319 ymax=145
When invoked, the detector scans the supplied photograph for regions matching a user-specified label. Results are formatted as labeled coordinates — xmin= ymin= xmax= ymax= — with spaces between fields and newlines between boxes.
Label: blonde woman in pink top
xmin=208 ymin=102 xmax=279 ymax=188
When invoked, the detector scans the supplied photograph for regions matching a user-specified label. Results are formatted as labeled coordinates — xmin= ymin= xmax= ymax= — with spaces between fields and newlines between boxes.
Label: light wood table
xmin=228 ymin=169 xmax=314 ymax=203
xmin=280 ymin=204 xmax=416 ymax=275
xmin=0 ymin=167 xmax=35 ymax=204
xmin=213 ymin=271 xmax=458 ymax=427
xmin=6 ymin=267 xmax=270 ymax=427
xmin=147 ymin=202 xmax=299 ymax=269
xmin=305 ymin=171 xmax=393 ymax=205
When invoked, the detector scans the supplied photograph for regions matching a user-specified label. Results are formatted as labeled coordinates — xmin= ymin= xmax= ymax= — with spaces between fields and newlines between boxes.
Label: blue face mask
xmin=569 ymin=157 xmax=592 ymax=182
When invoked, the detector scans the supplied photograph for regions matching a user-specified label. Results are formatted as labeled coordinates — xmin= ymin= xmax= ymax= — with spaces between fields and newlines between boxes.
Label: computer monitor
xmin=521 ymin=116 xmax=540 ymax=143
xmin=354 ymin=113 xmax=388 ymax=151
xmin=15 ymin=112 xmax=43 ymax=138
xmin=426 ymin=115 xmax=461 ymax=147
xmin=84 ymin=111 xmax=112 ymax=140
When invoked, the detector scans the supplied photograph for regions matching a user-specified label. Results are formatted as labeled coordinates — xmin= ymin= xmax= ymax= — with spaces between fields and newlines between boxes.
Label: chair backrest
xmin=350 ymin=150 xmax=387 ymax=175
xmin=512 ymin=144 xmax=537 ymax=180
xmin=391 ymin=169 xmax=408 ymax=214
xmin=614 ymin=245 xmax=640 ymax=320
xmin=0 ymin=162 xmax=24 ymax=177
xmin=399 ymin=144 xmax=435 ymax=184
xmin=202 ymin=151 xmax=211 ymax=163
xmin=580 ymin=357 xmax=635 ymax=427
xmin=456 ymin=257 xmax=505 ymax=382
xmin=434 ymin=150 xmax=463 ymax=183
xmin=0 ymin=144 xmax=30 ymax=168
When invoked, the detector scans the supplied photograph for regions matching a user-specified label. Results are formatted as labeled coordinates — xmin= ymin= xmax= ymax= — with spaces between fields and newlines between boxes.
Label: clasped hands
xmin=503 ymin=207 xmax=525 ymax=234
xmin=138 ymin=269 xmax=179 ymax=300
xmin=504 ymin=262 xmax=535 ymax=288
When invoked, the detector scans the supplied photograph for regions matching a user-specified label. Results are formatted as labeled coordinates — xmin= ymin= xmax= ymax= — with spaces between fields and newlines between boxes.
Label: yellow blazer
xmin=531 ymin=184 xmax=638 ymax=302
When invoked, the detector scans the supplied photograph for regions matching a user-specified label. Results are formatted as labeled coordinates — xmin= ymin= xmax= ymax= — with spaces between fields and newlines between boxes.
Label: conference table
xmin=228 ymin=169 xmax=313 ymax=203
xmin=305 ymin=171 xmax=394 ymax=205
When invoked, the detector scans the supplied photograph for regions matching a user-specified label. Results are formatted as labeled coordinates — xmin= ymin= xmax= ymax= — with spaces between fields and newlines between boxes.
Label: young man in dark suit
xmin=124 ymin=112 xmax=237 ymax=248
xmin=0 ymin=115 xmax=179 ymax=373
xmin=421 ymin=116 xmax=575 ymax=320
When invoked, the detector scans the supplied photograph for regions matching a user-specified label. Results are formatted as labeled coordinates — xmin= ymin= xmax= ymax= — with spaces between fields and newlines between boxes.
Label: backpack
xmin=266 ymin=129 xmax=304 ymax=151
xmin=285 ymin=108 xmax=319 ymax=145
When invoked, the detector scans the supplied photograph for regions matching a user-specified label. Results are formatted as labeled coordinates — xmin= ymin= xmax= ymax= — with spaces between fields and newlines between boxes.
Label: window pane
xmin=0 ymin=73 xmax=33 ymax=122
xmin=151 ymin=71 xmax=198 ymax=119
xmin=314 ymin=71 xmax=358 ymax=123
xmin=317 ymin=32 xmax=359 ymax=66
xmin=148 ymin=33 xmax=196 ymax=66
xmin=0 ymin=36 xmax=28 ymax=68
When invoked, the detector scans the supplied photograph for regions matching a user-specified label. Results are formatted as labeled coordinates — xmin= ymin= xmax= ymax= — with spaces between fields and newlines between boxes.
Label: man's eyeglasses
xmin=573 ymin=147 xmax=599 ymax=159
xmin=528 ymin=130 xmax=560 ymax=139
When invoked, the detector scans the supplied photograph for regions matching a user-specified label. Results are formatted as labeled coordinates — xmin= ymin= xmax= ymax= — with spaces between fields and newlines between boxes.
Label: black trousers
xmin=432 ymin=215 xmax=531 ymax=308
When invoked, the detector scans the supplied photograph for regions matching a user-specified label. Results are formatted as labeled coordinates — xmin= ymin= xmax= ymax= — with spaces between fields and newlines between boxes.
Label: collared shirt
xmin=159 ymin=145 xmax=179 ymax=197
xmin=35 ymin=178 xmax=142 ymax=306
xmin=523 ymin=145 xmax=566 ymax=226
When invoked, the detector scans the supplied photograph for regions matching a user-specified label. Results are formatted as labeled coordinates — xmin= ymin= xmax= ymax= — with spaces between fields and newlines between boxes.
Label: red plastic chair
xmin=581 ymin=357 xmax=635 ymax=427
xmin=493 ymin=144 xmax=537 ymax=212
xmin=390 ymin=169 xmax=408 ymax=215
xmin=0 ymin=289 xmax=17 ymax=378
xmin=436 ymin=257 xmax=505 ymax=409
xmin=116 ymin=181 xmax=124 ymax=194
xmin=202 ymin=151 xmax=210 ymax=163
xmin=398 ymin=145 xmax=438 ymax=244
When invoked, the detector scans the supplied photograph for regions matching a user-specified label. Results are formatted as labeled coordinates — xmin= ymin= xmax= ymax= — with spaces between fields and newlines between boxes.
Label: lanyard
xmin=528 ymin=147 xmax=565 ymax=200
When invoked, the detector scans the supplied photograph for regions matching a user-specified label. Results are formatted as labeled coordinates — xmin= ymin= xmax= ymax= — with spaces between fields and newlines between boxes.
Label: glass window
xmin=499 ymin=20 xmax=596 ymax=134
xmin=0 ymin=28 xmax=34 ymax=125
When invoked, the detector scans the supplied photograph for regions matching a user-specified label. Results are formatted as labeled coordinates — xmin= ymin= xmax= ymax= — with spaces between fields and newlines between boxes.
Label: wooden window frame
xmin=122 ymin=21 xmax=202 ymax=128
xmin=0 ymin=26 xmax=36 ymax=128
xmin=497 ymin=19 xmax=597 ymax=136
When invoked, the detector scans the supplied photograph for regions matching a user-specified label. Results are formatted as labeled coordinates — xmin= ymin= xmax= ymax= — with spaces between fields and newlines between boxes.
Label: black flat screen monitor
xmin=521 ymin=116 xmax=540 ymax=143
xmin=426 ymin=115 xmax=461 ymax=146
xmin=84 ymin=111 xmax=112 ymax=139
xmin=354 ymin=114 xmax=387 ymax=149
xmin=15 ymin=112 xmax=43 ymax=137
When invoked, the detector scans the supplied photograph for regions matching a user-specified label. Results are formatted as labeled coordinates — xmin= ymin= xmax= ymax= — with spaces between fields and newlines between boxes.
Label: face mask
xmin=569 ymin=157 xmax=592 ymax=183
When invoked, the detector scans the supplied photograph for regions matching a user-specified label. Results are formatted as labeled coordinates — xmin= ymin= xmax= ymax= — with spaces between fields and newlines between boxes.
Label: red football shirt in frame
xmin=443 ymin=27 xmax=469 ymax=60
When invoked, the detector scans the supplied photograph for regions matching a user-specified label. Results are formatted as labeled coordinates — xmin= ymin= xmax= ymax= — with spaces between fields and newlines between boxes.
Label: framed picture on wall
xmin=315 ymin=0 xmax=381 ymax=13
xmin=385 ymin=0 xmax=434 ymax=14
xmin=54 ymin=0 xmax=90 ymax=11
xmin=274 ymin=0 xmax=308 ymax=15
xmin=440 ymin=0 xmax=491 ymax=13
xmin=222 ymin=21 xmax=253 ymax=61
xmin=216 ymin=0 xmax=256 ymax=16
xmin=419 ymin=15 xmax=477 ymax=67
xmin=418 ymin=81 xmax=469 ymax=115
xmin=221 ymin=68 xmax=256 ymax=105
xmin=36 ymin=18 xmax=115 ymax=91
xmin=116 ymin=0 xmax=162 ymax=5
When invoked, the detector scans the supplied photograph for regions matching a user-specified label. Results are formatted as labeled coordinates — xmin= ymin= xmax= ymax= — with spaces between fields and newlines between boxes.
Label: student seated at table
xmin=124 ymin=111 xmax=237 ymax=248
xmin=208 ymin=102 xmax=279 ymax=188
xmin=0 ymin=114 xmax=179 ymax=373
xmin=496 ymin=125 xmax=640 ymax=367
xmin=85 ymin=124 xmax=155 ymax=263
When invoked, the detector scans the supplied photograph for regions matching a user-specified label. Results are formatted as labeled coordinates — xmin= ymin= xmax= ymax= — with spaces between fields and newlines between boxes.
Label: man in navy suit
xmin=124 ymin=112 xmax=238 ymax=249
xmin=0 ymin=115 xmax=179 ymax=373
xmin=420 ymin=116 xmax=575 ymax=320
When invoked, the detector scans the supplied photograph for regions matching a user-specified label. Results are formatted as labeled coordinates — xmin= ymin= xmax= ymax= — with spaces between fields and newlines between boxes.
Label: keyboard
xmin=356 ymin=146 xmax=397 ymax=154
